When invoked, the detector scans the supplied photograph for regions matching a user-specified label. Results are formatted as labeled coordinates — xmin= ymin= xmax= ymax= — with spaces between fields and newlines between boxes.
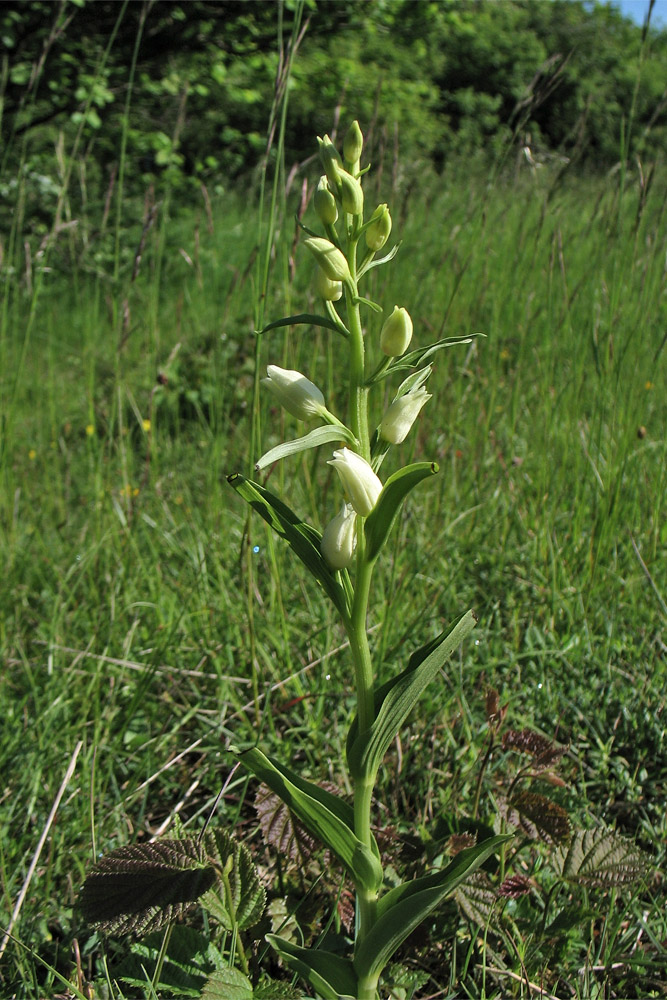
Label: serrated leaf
xmin=498 ymin=874 xmax=532 ymax=898
xmin=254 ymin=784 xmax=320 ymax=869
xmin=364 ymin=462 xmax=438 ymax=562
xmin=347 ymin=610 xmax=478 ymax=779
xmin=552 ymin=827 xmax=652 ymax=887
xmin=200 ymin=967 xmax=253 ymax=1000
xmin=266 ymin=935 xmax=357 ymax=1000
xmin=233 ymin=746 xmax=382 ymax=891
xmin=455 ymin=871 xmax=497 ymax=926
xmin=227 ymin=475 xmax=350 ymax=618
xmin=354 ymin=836 xmax=511 ymax=983
xmin=257 ymin=312 xmax=347 ymax=338
xmin=201 ymin=829 xmax=266 ymax=931
xmin=115 ymin=926 xmax=218 ymax=995
xmin=502 ymin=728 xmax=568 ymax=769
xmin=498 ymin=791 xmax=571 ymax=845
xmin=256 ymin=424 xmax=358 ymax=471
xmin=79 ymin=839 xmax=217 ymax=935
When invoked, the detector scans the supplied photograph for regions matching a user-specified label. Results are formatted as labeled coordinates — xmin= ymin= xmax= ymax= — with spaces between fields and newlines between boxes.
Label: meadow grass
xmin=1 ymin=150 xmax=665 ymax=997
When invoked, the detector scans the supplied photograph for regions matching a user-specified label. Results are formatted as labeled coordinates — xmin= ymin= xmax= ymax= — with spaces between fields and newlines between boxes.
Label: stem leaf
xmin=232 ymin=746 xmax=383 ymax=891
xmin=353 ymin=836 xmax=511 ymax=983
xmin=227 ymin=474 xmax=351 ymax=617
xmin=347 ymin=610 xmax=478 ymax=779
xmin=257 ymin=312 xmax=346 ymax=337
xmin=364 ymin=462 xmax=438 ymax=562
xmin=256 ymin=425 xmax=358 ymax=471
xmin=265 ymin=935 xmax=357 ymax=1000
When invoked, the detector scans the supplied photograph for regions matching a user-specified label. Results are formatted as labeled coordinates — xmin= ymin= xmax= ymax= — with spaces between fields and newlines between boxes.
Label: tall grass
xmin=1 ymin=39 xmax=665 ymax=1000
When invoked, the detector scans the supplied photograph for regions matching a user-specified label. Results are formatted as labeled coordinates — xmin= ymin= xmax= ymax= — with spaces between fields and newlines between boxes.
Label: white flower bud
xmin=315 ymin=266 xmax=343 ymax=301
xmin=262 ymin=365 xmax=326 ymax=420
xmin=365 ymin=204 xmax=392 ymax=251
xmin=343 ymin=120 xmax=363 ymax=166
xmin=304 ymin=237 xmax=351 ymax=281
xmin=380 ymin=387 xmax=432 ymax=444
xmin=339 ymin=169 xmax=364 ymax=216
xmin=321 ymin=503 xmax=357 ymax=569
xmin=327 ymin=447 xmax=383 ymax=517
xmin=317 ymin=135 xmax=343 ymax=186
xmin=380 ymin=306 xmax=413 ymax=357
xmin=314 ymin=175 xmax=338 ymax=226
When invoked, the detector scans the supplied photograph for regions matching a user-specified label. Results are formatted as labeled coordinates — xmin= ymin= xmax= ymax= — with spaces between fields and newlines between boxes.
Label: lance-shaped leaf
xmin=227 ymin=475 xmax=351 ymax=619
xmin=365 ymin=334 xmax=482 ymax=383
xmin=232 ymin=746 xmax=383 ymax=891
xmin=347 ymin=611 xmax=478 ymax=779
xmin=364 ymin=462 xmax=438 ymax=562
xmin=257 ymin=312 xmax=347 ymax=338
xmin=266 ymin=935 xmax=357 ymax=1000
xmin=353 ymin=836 xmax=511 ymax=984
xmin=79 ymin=839 xmax=218 ymax=936
xmin=256 ymin=425 xmax=358 ymax=472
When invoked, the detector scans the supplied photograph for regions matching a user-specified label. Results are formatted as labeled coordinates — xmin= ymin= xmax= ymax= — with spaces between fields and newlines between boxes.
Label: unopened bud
xmin=317 ymin=135 xmax=343 ymax=186
xmin=321 ymin=503 xmax=357 ymax=569
xmin=316 ymin=266 xmax=343 ymax=301
xmin=365 ymin=204 xmax=392 ymax=251
xmin=343 ymin=120 xmax=363 ymax=167
xmin=314 ymin=176 xmax=338 ymax=226
xmin=304 ymin=237 xmax=351 ymax=282
xmin=328 ymin=448 xmax=383 ymax=517
xmin=380 ymin=306 xmax=413 ymax=357
xmin=339 ymin=169 xmax=364 ymax=216
xmin=380 ymin=387 xmax=432 ymax=444
xmin=262 ymin=365 xmax=326 ymax=421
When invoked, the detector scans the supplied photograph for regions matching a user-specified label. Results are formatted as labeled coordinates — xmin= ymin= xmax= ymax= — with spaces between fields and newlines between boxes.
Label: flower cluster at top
xmin=261 ymin=122 xmax=432 ymax=572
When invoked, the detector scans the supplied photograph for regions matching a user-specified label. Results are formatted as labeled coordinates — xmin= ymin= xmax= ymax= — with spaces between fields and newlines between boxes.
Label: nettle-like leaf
xmin=200 ymin=829 xmax=266 ymax=931
xmin=498 ymin=874 xmax=532 ymax=898
xmin=201 ymin=968 xmax=300 ymax=1000
xmin=502 ymin=728 xmax=569 ymax=770
xmin=553 ymin=827 xmax=652 ymax=887
xmin=79 ymin=839 xmax=217 ymax=936
xmin=498 ymin=791 xmax=571 ymax=846
xmin=455 ymin=871 xmax=497 ymax=927
xmin=254 ymin=783 xmax=321 ymax=870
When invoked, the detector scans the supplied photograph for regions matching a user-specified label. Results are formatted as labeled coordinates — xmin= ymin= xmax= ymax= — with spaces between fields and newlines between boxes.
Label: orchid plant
xmin=226 ymin=121 xmax=509 ymax=1000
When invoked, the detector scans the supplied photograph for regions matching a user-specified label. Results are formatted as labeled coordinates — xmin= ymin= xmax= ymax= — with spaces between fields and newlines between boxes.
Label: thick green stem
xmin=344 ymin=236 xmax=380 ymax=992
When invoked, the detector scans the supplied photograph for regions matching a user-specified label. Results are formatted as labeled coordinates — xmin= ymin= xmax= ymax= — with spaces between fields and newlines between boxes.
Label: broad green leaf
xmin=201 ymin=829 xmax=266 ymax=930
xmin=256 ymin=425 xmax=358 ymax=472
xmin=364 ymin=462 xmax=438 ymax=562
xmin=266 ymin=935 xmax=357 ymax=1000
xmin=347 ymin=610 xmax=478 ymax=779
xmin=233 ymin=746 xmax=383 ymax=891
xmin=227 ymin=475 xmax=351 ymax=619
xmin=257 ymin=312 xmax=346 ymax=337
xmin=201 ymin=967 xmax=253 ymax=1000
xmin=553 ymin=827 xmax=652 ymax=887
xmin=79 ymin=839 xmax=217 ymax=936
xmin=354 ymin=837 xmax=511 ymax=983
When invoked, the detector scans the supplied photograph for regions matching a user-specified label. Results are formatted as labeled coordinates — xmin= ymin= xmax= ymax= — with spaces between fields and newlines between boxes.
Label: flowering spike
xmin=343 ymin=120 xmax=363 ymax=168
xmin=339 ymin=169 xmax=364 ymax=216
xmin=304 ymin=237 xmax=351 ymax=282
xmin=380 ymin=387 xmax=432 ymax=444
xmin=314 ymin=176 xmax=338 ymax=226
xmin=365 ymin=204 xmax=392 ymax=251
xmin=380 ymin=306 xmax=413 ymax=357
xmin=262 ymin=365 xmax=326 ymax=421
xmin=327 ymin=448 xmax=383 ymax=516
xmin=317 ymin=135 xmax=343 ymax=187
xmin=321 ymin=503 xmax=357 ymax=569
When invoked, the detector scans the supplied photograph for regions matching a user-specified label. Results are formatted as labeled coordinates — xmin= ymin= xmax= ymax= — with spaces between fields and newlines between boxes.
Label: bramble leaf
xmin=553 ymin=827 xmax=652 ymax=887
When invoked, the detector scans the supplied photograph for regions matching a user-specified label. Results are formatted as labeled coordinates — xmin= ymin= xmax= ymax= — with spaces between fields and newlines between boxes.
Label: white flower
xmin=380 ymin=387 xmax=432 ymax=444
xmin=262 ymin=365 xmax=326 ymax=420
xmin=321 ymin=503 xmax=357 ymax=569
xmin=327 ymin=447 xmax=383 ymax=516
xmin=380 ymin=306 xmax=413 ymax=357
xmin=304 ymin=237 xmax=351 ymax=282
